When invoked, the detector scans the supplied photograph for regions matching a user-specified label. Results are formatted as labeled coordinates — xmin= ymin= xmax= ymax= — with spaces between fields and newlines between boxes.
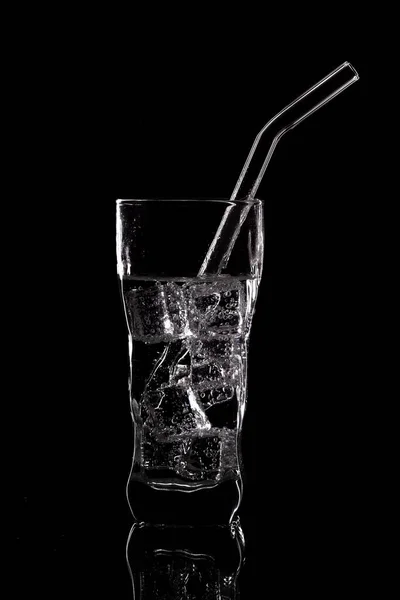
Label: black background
xmin=13 ymin=44 xmax=374 ymax=597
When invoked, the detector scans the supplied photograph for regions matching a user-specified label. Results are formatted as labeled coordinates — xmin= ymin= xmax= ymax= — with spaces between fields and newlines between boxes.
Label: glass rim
xmin=116 ymin=197 xmax=263 ymax=206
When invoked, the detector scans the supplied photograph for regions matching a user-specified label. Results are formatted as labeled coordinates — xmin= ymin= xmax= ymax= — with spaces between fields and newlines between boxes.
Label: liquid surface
xmin=121 ymin=275 xmax=260 ymax=495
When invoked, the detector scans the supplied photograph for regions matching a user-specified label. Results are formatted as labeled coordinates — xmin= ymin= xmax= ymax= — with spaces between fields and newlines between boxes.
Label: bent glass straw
xmin=198 ymin=61 xmax=359 ymax=276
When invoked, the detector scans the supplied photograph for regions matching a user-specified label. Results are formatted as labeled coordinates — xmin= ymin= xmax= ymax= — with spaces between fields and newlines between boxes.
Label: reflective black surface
xmin=126 ymin=522 xmax=244 ymax=599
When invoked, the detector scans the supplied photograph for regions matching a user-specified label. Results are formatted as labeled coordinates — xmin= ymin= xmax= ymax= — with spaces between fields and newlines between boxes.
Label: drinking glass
xmin=116 ymin=198 xmax=264 ymax=525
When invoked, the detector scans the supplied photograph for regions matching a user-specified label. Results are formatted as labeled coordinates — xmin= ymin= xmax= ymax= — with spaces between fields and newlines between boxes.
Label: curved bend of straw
xmin=198 ymin=62 xmax=359 ymax=276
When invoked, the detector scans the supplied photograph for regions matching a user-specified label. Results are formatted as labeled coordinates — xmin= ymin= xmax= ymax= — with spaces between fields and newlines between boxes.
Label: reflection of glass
xmin=117 ymin=199 xmax=264 ymax=525
xmin=126 ymin=522 xmax=244 ymax=599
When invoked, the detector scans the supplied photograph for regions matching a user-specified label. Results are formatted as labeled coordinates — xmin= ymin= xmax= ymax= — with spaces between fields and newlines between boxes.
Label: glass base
xmin=127 ymin=476 xmax=242 ymax=526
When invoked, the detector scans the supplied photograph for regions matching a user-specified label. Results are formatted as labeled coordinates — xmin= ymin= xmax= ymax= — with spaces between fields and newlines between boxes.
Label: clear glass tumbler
xmin=116 ymin=198 xmax=264 ymax=525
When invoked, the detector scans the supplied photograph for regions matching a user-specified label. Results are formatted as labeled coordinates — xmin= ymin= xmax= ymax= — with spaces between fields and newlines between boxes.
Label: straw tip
xmin=343 ymin=60 xmax=360 ymax=81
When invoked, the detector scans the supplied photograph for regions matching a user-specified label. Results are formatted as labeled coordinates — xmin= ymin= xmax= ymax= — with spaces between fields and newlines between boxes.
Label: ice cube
xmin=192 ymin=355 xmax=241 ymax=390
xmin=125 ymin=282 xmax=188 ymax=342
xmin=191 ymin=338 xmax=236 ymax=363
xmin=142 ymin=385 xmax=210 ymax=436
xmin=198 ymin=385 xmax=236 ymax=409
xmin=142 ymin=434 xmax=185 ymax=471
xmin=190 ymin=335 xmax=241 ymax=391
xmin=194 ymin=290 xmax=220 ymax=314
xmin=206 ymin=286 xmax=243 ymax=336
xmin=192 ymin=361 xmax=226 ymax=387
xmin=186 ymin=281 xmax=220 ymax=334
xmin=187 ymin=280 xmax=244 ymax=338
xmin=164 ymin=282 xmax=188 ymax=336
xmin=177 ymin=435 xmax=222 ymax=481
